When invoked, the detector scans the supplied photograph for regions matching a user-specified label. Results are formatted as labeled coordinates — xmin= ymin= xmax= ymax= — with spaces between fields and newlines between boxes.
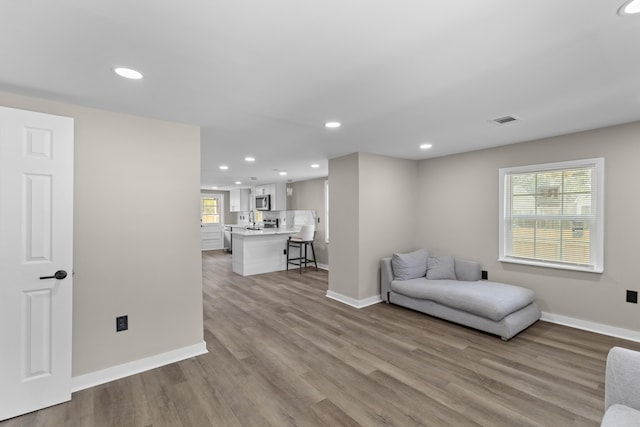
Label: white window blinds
xmin=499 ymin=158 xmax=604 ymax=273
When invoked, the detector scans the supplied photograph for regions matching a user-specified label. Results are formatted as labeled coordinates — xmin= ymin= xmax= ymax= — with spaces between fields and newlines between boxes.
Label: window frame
xmin=200 ymin=193 xmax=223 ymax=225
xmin=498 ymin=157 xmax=604 ymax=273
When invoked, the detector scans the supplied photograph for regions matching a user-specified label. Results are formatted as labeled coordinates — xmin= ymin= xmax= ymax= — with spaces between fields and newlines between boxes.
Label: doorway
xmin=0 ymin=106 xmax=74 ymax=420
xmin=200 ymin=193 xmax=224 ymax=250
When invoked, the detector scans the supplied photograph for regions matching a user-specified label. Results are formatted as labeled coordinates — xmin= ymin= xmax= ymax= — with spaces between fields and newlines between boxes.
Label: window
xmin=499 ymin=158 xmax=604 ymax=273
xmin=201 ymin=194 xmax=222 ymax=224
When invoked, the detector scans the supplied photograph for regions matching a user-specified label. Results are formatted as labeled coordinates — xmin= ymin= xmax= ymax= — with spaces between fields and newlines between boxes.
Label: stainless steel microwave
xmin=255 ymin=194 xmax=270 ymax=211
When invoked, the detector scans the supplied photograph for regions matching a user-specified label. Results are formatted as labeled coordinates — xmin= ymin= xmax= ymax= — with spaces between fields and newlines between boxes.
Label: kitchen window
xmin=498 ymin=158 xmax=604 ymax=273
xmin=201 ymin=194 xmax=222 ymax=224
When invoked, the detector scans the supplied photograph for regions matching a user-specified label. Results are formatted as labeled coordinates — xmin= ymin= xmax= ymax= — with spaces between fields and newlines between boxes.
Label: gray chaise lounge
xmin=602 ymin=347 xmax=640 ymax=426
xmin=380 ymin=250 xmax=541 ymax=340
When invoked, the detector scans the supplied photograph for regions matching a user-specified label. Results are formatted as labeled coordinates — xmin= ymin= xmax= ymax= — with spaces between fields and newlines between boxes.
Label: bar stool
xmin=286 ymin=225 xmax=318 ymax=273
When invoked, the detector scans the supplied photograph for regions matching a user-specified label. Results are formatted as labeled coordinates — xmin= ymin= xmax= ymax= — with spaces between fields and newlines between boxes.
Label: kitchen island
xmin=232 ymin=228 xmax=299 ymax=276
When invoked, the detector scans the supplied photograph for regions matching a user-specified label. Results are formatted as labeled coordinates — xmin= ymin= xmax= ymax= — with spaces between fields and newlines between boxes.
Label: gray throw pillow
xmin=426 ymin=256 xmax=456 ymax=280
xmin=391 ymin=249 xmax=429 ymax=280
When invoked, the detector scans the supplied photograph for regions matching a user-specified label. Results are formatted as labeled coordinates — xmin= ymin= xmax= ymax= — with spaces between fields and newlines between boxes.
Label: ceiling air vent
xmin=491 ymin=115 xmax=519 ymax=125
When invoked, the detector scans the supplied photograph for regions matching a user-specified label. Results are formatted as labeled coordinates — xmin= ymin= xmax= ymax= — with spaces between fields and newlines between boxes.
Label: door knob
xmin=40 ymin=270 xmax=68 ymax=280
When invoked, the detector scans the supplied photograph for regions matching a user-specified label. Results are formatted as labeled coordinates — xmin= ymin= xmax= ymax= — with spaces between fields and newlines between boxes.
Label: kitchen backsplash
xmin=265 ymin=210 xmax=316 ymax=228
xmin=236 ymin=210 xmax=316 ymax=228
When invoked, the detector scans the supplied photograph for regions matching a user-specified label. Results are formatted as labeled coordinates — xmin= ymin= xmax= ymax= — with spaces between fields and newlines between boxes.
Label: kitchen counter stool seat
xmin=286 ymin=225 xmax=318 ymax=273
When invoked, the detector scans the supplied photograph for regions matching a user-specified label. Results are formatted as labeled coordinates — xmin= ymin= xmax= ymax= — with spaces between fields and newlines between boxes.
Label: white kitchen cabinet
xmin=255 ymin=184 xmax=274 ymax=196
xmin=230 ymin=190 xmax=239 ymax=211
xmin=271 ymin=182 xmax=287 ymax=211
xmin=230 ymin=188 xmax=251 ymax=212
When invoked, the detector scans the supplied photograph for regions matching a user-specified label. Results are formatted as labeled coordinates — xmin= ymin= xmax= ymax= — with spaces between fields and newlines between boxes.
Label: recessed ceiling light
xmin=212 ymin=186 xmax=218 ymax=189
xmin=311 ymin=164 xmax=320 ymax=168
xmin=279 ymin=171 xmax=287 ymax=176
xmin=619 ymin=0 xmax=640 ymax=14
xmin=245 ymin=156 xmax=255 ymax=162
xmin=419 ymin=143 xmax=433 ymax=150
xmin=235 ymin=181 xmax=242 ymax=185
xmin=113 ymin=67 xmax=143 ymax=80
xmin=325 ymin=121 xmax=341 ymax=129
xmin=219 ymin=165 xmax=229 ymax=170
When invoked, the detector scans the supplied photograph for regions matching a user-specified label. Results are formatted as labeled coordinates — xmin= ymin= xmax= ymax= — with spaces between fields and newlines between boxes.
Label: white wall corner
xmin=71 ymin=341 xmax=208 ymax=392
xmin=326 ymin=291 xmax=382 ymax=309
xmin=541 ymin=312 xmax=640 ymax=343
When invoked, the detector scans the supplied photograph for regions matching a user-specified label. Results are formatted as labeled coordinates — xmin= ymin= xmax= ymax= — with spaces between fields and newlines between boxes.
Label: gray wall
xmin=289 ymin=177 xmax=328 ymax=266
xmin=328 ymin=154 xmax=360 ymax=299
xmin=328 ymin=120 xmax=640 ymax=333
xmin=328 ymin=152 xmax=418 ymax=301
xmin=358 ymin=153 xmax=419 ymax=300
xmin=417 ymin=120 xmax=640 ymax=331
xmin=0 ymin=91 xmax=204 ymax=376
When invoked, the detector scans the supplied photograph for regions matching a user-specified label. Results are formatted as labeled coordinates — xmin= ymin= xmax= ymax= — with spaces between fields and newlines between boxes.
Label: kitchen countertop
xmin=232 ymin=227 xmax=299 ymax=236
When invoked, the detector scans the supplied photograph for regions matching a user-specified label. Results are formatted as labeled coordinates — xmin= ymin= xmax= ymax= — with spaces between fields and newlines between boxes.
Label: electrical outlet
xmin=116 ymin=315 xmax=128 ymax=332
xmin=626 ymin=290 xmax=638 ymax=304
xmin=481 ymin=270 xmax=488 ymax=280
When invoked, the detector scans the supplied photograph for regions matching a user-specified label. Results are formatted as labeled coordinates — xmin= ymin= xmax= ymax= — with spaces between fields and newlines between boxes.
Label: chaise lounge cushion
xmin=426 ymin=256 xmax=456 ymax=280
xmin=391 ymin=249 xmax=429 ymax=281
xmin=391 ymin=279 xmax=535 ymax=322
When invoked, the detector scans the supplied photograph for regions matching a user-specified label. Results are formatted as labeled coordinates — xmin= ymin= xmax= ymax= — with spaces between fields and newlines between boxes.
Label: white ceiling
xmin=1 ymin=1 xmax=639 ymax=189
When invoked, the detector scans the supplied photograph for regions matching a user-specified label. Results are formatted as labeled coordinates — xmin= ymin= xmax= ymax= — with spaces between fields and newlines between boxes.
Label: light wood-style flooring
xmin=4 ymin=250 xmax=640 ymax=426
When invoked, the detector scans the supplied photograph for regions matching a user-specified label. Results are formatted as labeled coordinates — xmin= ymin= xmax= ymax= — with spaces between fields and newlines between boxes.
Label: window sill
xmin=498 ymin=257 xmax=603 ymax=274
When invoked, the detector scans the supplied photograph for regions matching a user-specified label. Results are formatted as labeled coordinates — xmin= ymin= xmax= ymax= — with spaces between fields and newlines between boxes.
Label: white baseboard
xmin=71 ymin=341 xmax=208 ymax=392
xmin=317 ymin=263 xmax=329 ymax=271
xmin=326 ymin=291 xmax=382 ymax=308
xmin=541 ymin=312 xmax=640 ymax=343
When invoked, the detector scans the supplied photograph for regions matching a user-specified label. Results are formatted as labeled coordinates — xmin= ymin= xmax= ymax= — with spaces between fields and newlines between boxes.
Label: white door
xmin=201 ymin=193 xmax=223 ymax=250
xmin=0 ymin=106 xmax=74 ymax=420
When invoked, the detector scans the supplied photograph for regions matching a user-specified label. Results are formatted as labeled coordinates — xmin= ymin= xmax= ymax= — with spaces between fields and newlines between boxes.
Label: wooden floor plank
xmin=4 ymin=249 xmax=640 ymax=426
